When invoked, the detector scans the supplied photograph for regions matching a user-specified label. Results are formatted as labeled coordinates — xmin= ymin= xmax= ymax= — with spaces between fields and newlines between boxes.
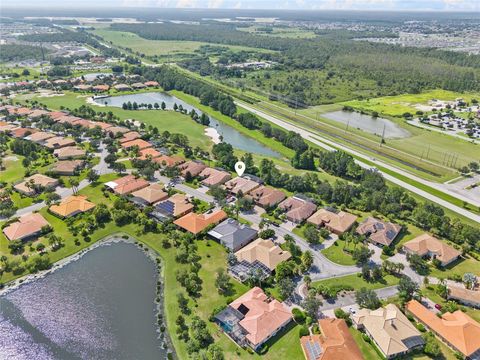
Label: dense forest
xmin=0 ymin=44 xmax=50 ymax=62
xmin=110 ymin=23 xmax=480 ymax=105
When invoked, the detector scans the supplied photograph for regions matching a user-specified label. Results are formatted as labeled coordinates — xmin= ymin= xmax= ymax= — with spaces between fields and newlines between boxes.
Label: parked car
xmin=435 ymin=304 xmax=442 ymax=310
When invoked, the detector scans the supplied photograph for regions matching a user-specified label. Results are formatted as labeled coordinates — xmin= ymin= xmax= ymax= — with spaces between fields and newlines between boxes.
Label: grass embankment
xmin=0 ymin=174 xmax=304 ymax=359
xmin=313 ymin=273 xmax=400 ymax=291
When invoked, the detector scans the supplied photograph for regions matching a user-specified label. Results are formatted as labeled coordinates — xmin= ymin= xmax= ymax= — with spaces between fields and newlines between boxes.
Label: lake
xmin=322 ymin=111 xmax=410 ymax=138
xmin=0 ymin=242 xmax=169 ymax=360
xmin=94 ymin=92 xmax=281 ymax=158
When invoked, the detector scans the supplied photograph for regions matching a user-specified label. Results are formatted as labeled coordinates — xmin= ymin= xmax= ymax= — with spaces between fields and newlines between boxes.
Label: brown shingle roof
xmin=278 ymin=197 xmax=317 ymax=223
xmin=3 ymin=213 xmax=50 ymax=241
xmin=44 ymin=136 xmax=76 ymax=149
xmin=448 ymin=286 xmax=480 ymax=307
xmin=224 ymin=176 xmax=261 ymax=195
xmin=356 ymin=217 xmax=401 ymax=247
xmin=121 ymin=139 xmax=152 ymax=150
xmin=28 ymin=131 xmax=55 ymax=143
xmin=51 ymin=160 xmax=84 ymax=175
xmin=403 ymin=234 xmax=461 ymax=265
xmin=53 ymin=146 xmax=86 ymax=159
xmin=178 ymin=160 xmax=207 ymax=177
xmin=249 ymin=186 xmax=286 ymax=208
xmin=107 ymin=175 xmax=149 ymax=195
xmin=14 ymin=174 xmax=59 ymax=195
xmin=138 ymin=148 xmax=162 ymax=160
xmin=156 ymin=193 xmax=194 ymax=217
xmin=406 ymin=300 xmax=480 ymax=357
xmin=153 ymin=155 xmax=184 ymax=167
xmin=199 ymin=167 xmax=231 ymax=187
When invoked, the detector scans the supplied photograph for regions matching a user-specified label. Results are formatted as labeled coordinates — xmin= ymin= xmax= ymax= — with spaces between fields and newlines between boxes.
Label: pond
xmin=94 ymin=92 xmax=281 ymax=158
xmin=0 ymin=242 xmax=169 ymax=360
xmin=321 ymin=110 xmax=410 ymax=138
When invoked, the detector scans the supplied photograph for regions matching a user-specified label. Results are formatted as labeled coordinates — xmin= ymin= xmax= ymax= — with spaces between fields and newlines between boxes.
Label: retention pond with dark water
xmin=0 ymin=241 xmax=168 ymax=360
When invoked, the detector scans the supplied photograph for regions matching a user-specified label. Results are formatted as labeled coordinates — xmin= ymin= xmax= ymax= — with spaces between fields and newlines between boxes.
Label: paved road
xmin=318 ymin=285 xmax=399 ymax=311
xmin=237 ymin=101 xmax=480 ymax=223
xmin=155 ymin=173 xmax=215 ymax=203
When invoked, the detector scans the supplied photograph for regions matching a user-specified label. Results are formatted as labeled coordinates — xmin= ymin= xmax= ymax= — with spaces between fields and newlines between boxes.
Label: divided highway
xmin=237 ymin=101 xmax=480 ymax=224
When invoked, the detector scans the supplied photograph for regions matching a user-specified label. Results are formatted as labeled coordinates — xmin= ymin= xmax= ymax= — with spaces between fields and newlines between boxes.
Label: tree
xmin=352 ymin=246 xmax=373 ymax=266
xmin=407 ymin=254 xmax=429 ymax=275
xmin=302 ymin=291 xmax=322 ymax=320
xmin=278 ymin=277 xmax=295 ymax=300
xmin=214 ymin=269 xmax=231 ymax=295
xmin=69 ymin=178 xmax=79 ymax=195
xmin=355 ymin=288 xmax=380 ymax=309
xmin=301 ymin=251 xmax=314 ymax=271
xmin=259 ymin=229 xmax=275 ymax=239
xmin=87 ymin=169 xmax=100 ymax=183
xmin=463 ymin=272 xmax=477 ymax=289
xmin=423 ymin=332 xmax=441 ymax=357
xmin=45 ymin=192 xmax=61 ymax=205
xmin=177 ymin=292 xmax=190 ymax=314
xmin=398 ymin=275 xmax=419 ymax=303
xmin=8 ymin=239 xmax=24 ymax=254
xmin=304 ymin=225 xmax=321 ymax=245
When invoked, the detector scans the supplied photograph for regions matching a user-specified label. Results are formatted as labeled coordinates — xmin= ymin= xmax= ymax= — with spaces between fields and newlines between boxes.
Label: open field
xmin=341 ymin=90 xmax=480 ymax=118
xmin=237 ymin=26 xmax=317 ymax=38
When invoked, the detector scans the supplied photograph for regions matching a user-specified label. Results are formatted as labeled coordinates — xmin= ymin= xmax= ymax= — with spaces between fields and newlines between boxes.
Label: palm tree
xmin=69 ymin=178 xmax=79 ymax=195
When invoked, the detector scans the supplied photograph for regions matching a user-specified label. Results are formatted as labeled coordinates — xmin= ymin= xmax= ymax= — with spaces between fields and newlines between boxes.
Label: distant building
xmin=356 ymin=217 xmax=401 ymax=247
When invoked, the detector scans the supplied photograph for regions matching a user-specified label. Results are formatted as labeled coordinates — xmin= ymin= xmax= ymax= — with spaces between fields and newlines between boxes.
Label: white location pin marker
xmin=235 ymin=161 xmax=246 ymax=177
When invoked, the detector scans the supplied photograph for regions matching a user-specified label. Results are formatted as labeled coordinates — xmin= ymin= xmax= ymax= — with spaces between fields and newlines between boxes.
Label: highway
xmin=237 ymin=101 xmax=480 ymax=224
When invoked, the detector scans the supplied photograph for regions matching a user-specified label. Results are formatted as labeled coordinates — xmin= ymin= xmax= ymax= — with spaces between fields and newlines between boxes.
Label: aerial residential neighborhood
xmin=0 ymin=3 xmax=479 ymax=360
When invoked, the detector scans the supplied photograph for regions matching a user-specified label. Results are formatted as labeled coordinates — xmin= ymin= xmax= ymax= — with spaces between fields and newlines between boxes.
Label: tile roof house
xmin=91 ymin=121 xmax=113 ymax=131
xmin=248 ymin=186 xmax=286 ymax=208
xmin=307 ymin=208 xmax=358 ymax=235
xmin=352 ymin=304 xmax=424 ymax=359
xmin=121 ymin=139 xmax=152 ymax=151
xmin=53 ymin=146 xmax=86 ymax=160
xmin=119 ymin=131 xmax=141 ymax=143
xmin=92 ymin=85 xmax=110 ymax=92
xmin=131 ymin=82 xmax=146 ymax=89
xmin=300 ymin=318 xmax=364 ymax=360
xmin=406 ymin=299 xmax=480 ymax=358
xmin=51 ymin=160 xmax=84 ymax=176
xmin=138 ymin=148 xmax=162 ymax=160
xmin=14 ymin=174 xmax=59 ymax=196
xmin=153 ymin=155 xmax=185 ymax=168
xmin=107 ymin=126 xmax=131 ymax=137
xmin=113 ymin=84 xmax=131 ymax=91
xmin=0 ymin=124 xmax=17 ymax=133
xmin=278 ymin=196 xmax=317 ymax=224
xmin=235 ymin=239 xmax=291 ymax=272
xmin=10 ymin=127 xmax=37 ymax=138
xmin=105 ymin=175 xmax=150 ymax=195
xmin=48 ymin=111 xmax=68 ymax=120
xmin=130 ymin=183 xmax=168 ymax=205
xmin=178 ymin=160 xmax=207 ymax=178
xmin=403 ymin=234 xmax=461 ymax=266
xmin=447 ymin=286 xmax=480 ymax=309
xmin=356 ymin=217 xmax=402 ymax=247
xmin=49 ymin=195 xmax=96 ymax=218
xmin=224 ymin=176 xmax=262 ymax=196
xmin=3 ymin=213 xmax=50 ymax=241
xmin=208 ymin=219 xmax=258 ymax=252
xmin=44 ymin=136 xmax=76 ymax=149
xmin=28 ymin=109 xmax=50 ymax=119
xmin=215 ymin=287 xmax=292 ymax=351
xmin=144 ymin=81 xmax=159 ymax=87
xmin=153 ymin=193 xmax=194 ymax=218
xmin=199 ymin=167 xmax=232 ymax=187
xmin=174 ymin=209 xmax=227 ymax=235
xmin=27 ymin=131 xmax=55 ymax=144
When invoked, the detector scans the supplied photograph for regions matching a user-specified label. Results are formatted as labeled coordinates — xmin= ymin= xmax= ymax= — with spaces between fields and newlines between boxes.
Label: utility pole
xmin=380 ymin=124 xmax=386 ymax=145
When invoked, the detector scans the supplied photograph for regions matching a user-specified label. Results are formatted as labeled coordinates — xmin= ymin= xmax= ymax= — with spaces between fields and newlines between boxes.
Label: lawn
xmin=1 ymin=156 xmax=26 ymax=184
xmin=313 ymin=273 xmax=399 ymax=291
xmin=320 ymin=239 xmax=357 ymax=266
xmin=341 ymin=90 xmax=480 ymax=118
xmin=349 ymin=327 xmax=382 ymax=359
xmin=429 ymin=256 xmax=480 ymax=278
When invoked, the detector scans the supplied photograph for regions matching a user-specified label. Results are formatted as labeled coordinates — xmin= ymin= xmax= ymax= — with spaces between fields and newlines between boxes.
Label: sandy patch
xmin=85 ymin=96 xmax=106 ymax=107
xmin=204 ymin=127 xmax=221 ymax=144
xmin=37 ymin=90 xmax=65 ymax=98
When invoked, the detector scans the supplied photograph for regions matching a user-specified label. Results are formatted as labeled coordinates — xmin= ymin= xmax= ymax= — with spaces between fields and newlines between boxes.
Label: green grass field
xmin=321 ymin=240 xmax=357 ymax=266
xmin=313 ymin=273 xmax=399 ymax=291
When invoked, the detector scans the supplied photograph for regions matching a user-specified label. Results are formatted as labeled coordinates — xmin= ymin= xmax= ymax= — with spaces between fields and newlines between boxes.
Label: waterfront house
xmin=174 ymin=209 xmax=227 ymax=235
xmin=3 ymin=213 xmax=50 ymax=241
xmin=49 ymin=195 xmax=96 ymax=218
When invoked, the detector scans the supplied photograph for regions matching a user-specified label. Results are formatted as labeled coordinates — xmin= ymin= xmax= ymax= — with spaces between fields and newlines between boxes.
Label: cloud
xmin=208 ymin=0 xmax=224 ymax=7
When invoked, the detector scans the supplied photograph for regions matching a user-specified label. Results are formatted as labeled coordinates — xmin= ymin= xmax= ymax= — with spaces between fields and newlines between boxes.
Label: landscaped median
xmin=312 ymin=273 xmax=400 ymax=294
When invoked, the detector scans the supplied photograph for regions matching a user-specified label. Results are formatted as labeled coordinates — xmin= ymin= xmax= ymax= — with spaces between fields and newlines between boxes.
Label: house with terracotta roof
xmin=44 ymin=136 xmax=76 ymax=149
xmin=214 ymin=287 xmax=292 ymax=351
xmin=224 ymin=176 xmax=262 ymax=196
xmin=3 ymin=213 xmax=50 ymax=241
xmin=174 ymin=209 xmax=227 ymax=235
xmin=307 ymin=208 xmax=358 ymax=235
xmin=447 ymin=286 xmax=480 ymax=309
xmin=49 ymin=195 xmax=96 ymax=218
xmin=107 ymin=126 xmax=131 ymax=137
xmin=28 ymin=109 xmax=50 ymax=119
xmin=352 ymin=304 xmax=424 ymax=359
xmin=406 ymin=299 xmax=480 ymax=358
xmin=199 ymin=167 xmax=231 ymax=187
xmin=13 ymin=107 xmax=33 ymax=116
xmin=105 ymin=175 xmax=150 ymax=195
xmin=130 ymin=183 xmax=168 ymax=206
xmin=26 ymin=131 xmax=55 ymax=144
xmin=144 ymin=81 xmax=159 ymax=87
xmin=248 ymin=186 xmax=286 ymax=209
xmin=356 ymin=217 xmax=402 ymax=247
xmin=178 ymin=160 xmax=207 ymax=178
xmin=231 ymin=239 xmax=291 ymax=281
xmin=403 ymin=234 xmax=461 ymax=267
xmin=120 ymin=139 xmax=152 ymax=151
xmin=91 ymin=121 xmax=113 ymax=131
xmin=53 ymin=146 xmax=86 ymax=160
xmin=153 ymin=154 xmax=184 ymax=168
xmin=114 ymin=84 xmax=131 ymax=91
xmin=300 ymin=318 xmax=364 ymax=360
xmin=0 ymin=124 xmax=17 ymax=133
xmin=153 ymin=193 xmax=194 ymax=219
xmin=138 ymin=148 xmax=162 ymax=160
xmin=92 ymin=85 xmax=110 ymax=92
xmin=119 ymin=131 xmax=141 ymax=143
xmin=48 ymin=111 xmax=67 ymax=120
xmin=10 ymin=127 xmax=37 ymax=138
xmin=278 ymin=196 xmax=317 ymax=224
xmin=51 ymin=160 xmax=84 ymax=176
xmin=14 ymin=174 xmax=59 ymax=196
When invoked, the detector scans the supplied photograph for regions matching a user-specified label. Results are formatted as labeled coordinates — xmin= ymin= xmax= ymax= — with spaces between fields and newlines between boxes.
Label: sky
xmin=2 ymin=0 xmax=479 ymax=10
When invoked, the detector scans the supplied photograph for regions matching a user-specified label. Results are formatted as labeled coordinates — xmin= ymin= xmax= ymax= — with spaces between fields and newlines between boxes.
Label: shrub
xmin=416 ymin=323 xmax=426 ymax=332
xmin=362 ymin=333 xmax=371 ymax=343
xmin=299 ymin=325 xmax=309 ymax=337
xmin=292 ymin=308 xmax=306 ymax=324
